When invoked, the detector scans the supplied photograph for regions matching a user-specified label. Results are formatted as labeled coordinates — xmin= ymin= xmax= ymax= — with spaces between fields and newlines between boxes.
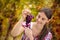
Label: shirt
xmin=22 ymin=22 xmax=52 ymax=40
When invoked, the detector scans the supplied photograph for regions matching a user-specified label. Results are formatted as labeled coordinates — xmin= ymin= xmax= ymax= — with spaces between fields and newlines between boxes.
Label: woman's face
xmin=36 ymin=12 xmax=49 ymax=26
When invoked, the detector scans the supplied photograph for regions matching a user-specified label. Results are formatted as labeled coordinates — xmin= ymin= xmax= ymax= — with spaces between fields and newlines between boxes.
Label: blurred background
xmin=0 ymin=0 xmax=60 ymax=40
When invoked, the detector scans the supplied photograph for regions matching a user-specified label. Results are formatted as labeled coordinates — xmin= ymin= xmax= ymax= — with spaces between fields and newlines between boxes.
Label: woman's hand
xmin=25 ymin=27 xmax=34 ymax=40
xmin=22 ymin=8 xmax=31 ymax=19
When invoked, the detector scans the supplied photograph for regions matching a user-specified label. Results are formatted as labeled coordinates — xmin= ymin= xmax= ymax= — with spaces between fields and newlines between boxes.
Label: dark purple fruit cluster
xmin=26 ymin=14 xmax=34 ymax=27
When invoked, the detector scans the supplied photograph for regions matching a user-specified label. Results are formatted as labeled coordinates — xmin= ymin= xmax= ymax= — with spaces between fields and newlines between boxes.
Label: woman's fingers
xmin=25 ymin=28 xmax=33 ymax=37
xmin=25 ymin=28 xmax=34 ymax=40
xmin=22 ymin=8 xmax=31 ymax=18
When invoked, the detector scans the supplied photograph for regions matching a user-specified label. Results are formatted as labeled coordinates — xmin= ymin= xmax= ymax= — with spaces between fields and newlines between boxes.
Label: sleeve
xmin=44 ymin=32 xmax=52 ymax=40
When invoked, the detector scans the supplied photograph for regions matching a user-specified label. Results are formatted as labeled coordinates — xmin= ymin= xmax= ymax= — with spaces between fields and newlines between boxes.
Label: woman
xmin=11 ymin=8 xmax=53 ymax=40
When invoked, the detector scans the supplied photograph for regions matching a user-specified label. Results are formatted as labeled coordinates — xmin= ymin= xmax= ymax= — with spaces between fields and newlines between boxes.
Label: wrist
xmin=30 ymin=36 xmax=34 ymax=40
xmin=28 ymin=35 xmax=34 ymax=40
xmin=22 ymin=14 xmax=27 ymax=19
xmin=21 ymin=16 xmax=26 ymax=20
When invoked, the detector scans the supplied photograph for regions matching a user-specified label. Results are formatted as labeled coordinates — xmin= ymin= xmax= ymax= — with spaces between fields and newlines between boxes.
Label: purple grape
xmin=26 ymin=14 xmax=34 ymax=27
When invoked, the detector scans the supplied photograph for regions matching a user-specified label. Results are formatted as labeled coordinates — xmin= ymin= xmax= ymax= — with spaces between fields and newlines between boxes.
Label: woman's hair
xmin=39 ymin=8 xmax=53 ymax=19
xmin=37 ymin=8 xmax=53 ymax=40
xmin=37 ymin=24 xmax=49 ymax=40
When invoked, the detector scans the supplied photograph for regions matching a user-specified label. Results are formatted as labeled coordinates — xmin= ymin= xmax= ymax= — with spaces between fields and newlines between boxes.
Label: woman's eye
xmin=38 ymin=15 xmax=40 ymax=18
xmin=42 ymin=18 xmax=45 ymax=20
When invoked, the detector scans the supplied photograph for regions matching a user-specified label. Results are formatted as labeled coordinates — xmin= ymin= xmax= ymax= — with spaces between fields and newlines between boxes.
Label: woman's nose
xmin=38 ymin=18 xmax=43 ymax=23
xmin=39 ymin=19 xmax=42 ymax=22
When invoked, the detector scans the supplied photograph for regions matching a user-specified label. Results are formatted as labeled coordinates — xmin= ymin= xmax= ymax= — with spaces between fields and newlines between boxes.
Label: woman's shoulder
xmin=30 ymin=22 xmax=36 ymax=28
xmin=44 ymin=32 xmax=52 ymax=40
xmin=31 ymin=22 xmax=36 ymax=25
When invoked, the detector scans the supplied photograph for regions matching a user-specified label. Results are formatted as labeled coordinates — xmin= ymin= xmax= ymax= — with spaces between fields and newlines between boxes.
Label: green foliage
xmin=0 ymin=0 xmax=60 ymax=40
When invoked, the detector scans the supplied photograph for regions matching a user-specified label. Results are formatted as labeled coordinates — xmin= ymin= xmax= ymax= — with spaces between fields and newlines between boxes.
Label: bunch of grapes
xmin=26 ymin=14 xmax=34 ymax=27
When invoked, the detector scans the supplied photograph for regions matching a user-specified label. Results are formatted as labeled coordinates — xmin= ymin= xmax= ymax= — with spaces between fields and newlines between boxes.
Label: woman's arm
xmin=11 ymin=8 xmax=31 ymax=37
xmin=11 ymin=17 xmax=25 ymax=37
